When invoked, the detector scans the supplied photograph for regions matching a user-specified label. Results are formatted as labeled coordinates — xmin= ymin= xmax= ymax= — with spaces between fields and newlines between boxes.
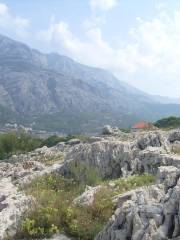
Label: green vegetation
xmin=0 ymin=132 xmax=42 ymax=160
xmin=120 ymin=128 xmax=131 ymax=133
xmin=154 ymin=116 xmax=180 ymax=129
xmin=109 ymin=173 xmax=155 ymax=194
xmin=0 ymin=132 xmax=91 ymax=160
xmin=15 ymin=163 xmax=155 ymax=240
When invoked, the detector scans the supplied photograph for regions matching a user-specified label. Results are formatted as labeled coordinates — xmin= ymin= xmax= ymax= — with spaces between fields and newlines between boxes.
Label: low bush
xmin=154 ymin=116 xmax=180 ymax=129
xmin=0 ymin=131 xmax=42 ymax=160
xmin=110 ymin=173 xmax=155 ymax=194
xmin=15 ymin=173 xmax=112 ymax=240
xmin=0 ymin=132 xmax=91 ymax=160
xmin=14 ymin=167 xmax=155 ymax=240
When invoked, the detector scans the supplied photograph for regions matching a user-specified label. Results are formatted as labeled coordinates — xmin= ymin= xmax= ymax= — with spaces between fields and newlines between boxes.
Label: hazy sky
xmin=1 ymin=0 xmax=180 ymax=97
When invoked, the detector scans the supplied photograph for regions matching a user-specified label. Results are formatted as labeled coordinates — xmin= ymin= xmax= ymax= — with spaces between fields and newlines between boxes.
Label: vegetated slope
xmin=0 ymin=34 xmax=180 ymax=133
xmin=154 ymin=116 xmax=180 ymax=129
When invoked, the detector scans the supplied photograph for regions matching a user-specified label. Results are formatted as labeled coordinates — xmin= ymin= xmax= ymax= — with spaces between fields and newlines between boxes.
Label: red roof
xmin=132 ymin=121 xmax=148 ymax=129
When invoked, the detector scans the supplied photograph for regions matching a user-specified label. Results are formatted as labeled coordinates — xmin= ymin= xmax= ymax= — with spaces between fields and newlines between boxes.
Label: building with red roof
xmin=131 ymin=121 xmax=151 ymax=132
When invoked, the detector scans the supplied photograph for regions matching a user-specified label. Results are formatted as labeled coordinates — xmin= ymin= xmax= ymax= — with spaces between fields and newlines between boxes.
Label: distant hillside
xmin=0 ymin=34 xmax=180 ymax=133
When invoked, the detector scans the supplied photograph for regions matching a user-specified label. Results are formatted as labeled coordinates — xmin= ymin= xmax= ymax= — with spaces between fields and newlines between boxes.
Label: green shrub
xmin=110 ymin=173 xmax=155 ymax=194
xmin=15 ymin=171 xmax=112 ymax=240
xmin=154 ymin=116 xmax=180 ymax=129
xmin=0 ymin=131 xmax=92 ymax=160
xmin=14 ymin=171 xmax=155 ymax=240
xmin=0 ymin=131 xmax=42 ymax=160
xmin=120 ymin=128 xmax=130 ymax=133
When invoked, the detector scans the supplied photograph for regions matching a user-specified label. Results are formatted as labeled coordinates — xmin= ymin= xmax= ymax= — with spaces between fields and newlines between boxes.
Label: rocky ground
xmin=1 ymin=126 xmax=180 ymax=239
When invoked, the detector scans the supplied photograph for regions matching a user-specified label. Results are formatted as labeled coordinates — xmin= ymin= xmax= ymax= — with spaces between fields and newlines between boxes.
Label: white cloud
xmin=0 ymin=3 xmax=29 ymax=36
xmin=39 ymin=21 xmax=113 ymax=67
xmin=39 ymin=8 xmax=180 ymax=97
xmin=83 ymin=15 xmax=106 ymax=29
xmin=90 ymin=0 xmax=118 ymax=11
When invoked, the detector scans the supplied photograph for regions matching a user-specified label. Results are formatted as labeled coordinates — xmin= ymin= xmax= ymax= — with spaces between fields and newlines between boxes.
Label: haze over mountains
xmin=0 ymin=34 xmax=180 ymax=133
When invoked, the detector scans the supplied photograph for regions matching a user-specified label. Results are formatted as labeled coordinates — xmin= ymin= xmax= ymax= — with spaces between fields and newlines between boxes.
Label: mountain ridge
xmin=0 ymin=34 xmax=180 ymax=133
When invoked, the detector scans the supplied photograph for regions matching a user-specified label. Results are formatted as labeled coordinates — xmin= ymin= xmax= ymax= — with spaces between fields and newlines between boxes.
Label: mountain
xmin=150 ymin=95 xmax=180 ymax=104
xmin=0 ymin=34 xmax=180 ymax=133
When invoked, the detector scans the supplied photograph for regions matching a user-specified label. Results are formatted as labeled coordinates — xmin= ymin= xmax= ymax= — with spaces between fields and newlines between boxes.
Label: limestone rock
xmin=67 ymin=139 xmax=81 ymax=146
xmin=1 ymin=128 xmax=180 ymax=239
xmin=168 ymin=130 xmax=180 ymax=143
xmin=48 ymin=234 xmax=73 ymax=239
xmin=64 ymin=131 xmax=176 ymax=178
xmin=0 ymin=178 xmax=30 ymax=240
xmin=96 ymin=166 xmax=180 ymax=240
xmin=73 ymin=185 xmax=102 ymax=206
xmin=102 ymin=125 xmax=120 ymax=135
xmin=135 ymin=131 xmax=170 ymax=152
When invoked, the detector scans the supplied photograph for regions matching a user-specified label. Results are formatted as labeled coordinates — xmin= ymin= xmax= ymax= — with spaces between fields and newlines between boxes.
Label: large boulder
xmin=135 ymin=131 xmax=170 ymax=152
xmin=102 ymin=125 xmax=120 ymax=135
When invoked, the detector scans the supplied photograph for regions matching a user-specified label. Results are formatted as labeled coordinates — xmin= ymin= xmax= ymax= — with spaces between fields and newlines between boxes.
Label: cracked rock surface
xmin=1 ymin=129 xmax=180 ymax=239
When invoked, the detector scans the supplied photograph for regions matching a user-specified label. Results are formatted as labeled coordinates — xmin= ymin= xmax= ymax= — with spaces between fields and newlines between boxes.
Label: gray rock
xmin=45 ymin=233 xmax=72 ymax=240
xmin=63 ymin=131 xmax=176 ymax=178
xmin=102 ymin=125 xmax=121 ymax=136
xmin=73 ymin=185 xmax=102 ymax=206
xmin=67 ymin=139 xmax=81 ymax=146
xmin=96 ymin=166 xmax=180 ymax=240
xmin=168 ymin=130 xmax=180 ymax=143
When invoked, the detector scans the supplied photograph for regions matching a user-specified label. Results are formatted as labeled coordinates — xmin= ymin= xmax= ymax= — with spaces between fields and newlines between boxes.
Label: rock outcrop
xmin=0 ymin=178 xmax=30 ymax=240
xmin=73 ymin=185 xmax=102 ymax=206
xmin=102 ymin=125 xmax=120 ymax=135
xmin=1 ymin=129 xmax=180 ymax=239
xmin=96 ymin=166 xmax=180 ymax=240
xmin=63 ymin=131 xmax=180 ymax=178
xmin=0 ymin=145 xmax=67 ymax=239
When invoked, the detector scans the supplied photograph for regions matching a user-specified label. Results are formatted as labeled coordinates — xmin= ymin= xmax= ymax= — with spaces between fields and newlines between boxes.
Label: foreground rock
xmin=46 ymin=234 xmax=73 ymax=240
xmin=0 ymin=145 xmax=68 ymax=239
xmin=96 ymin=166 xmax=180 ymax=240
xmin=63 ymin=131 xmax=180 ymax=178
xmin=0 ymin=178 xmax=30 ymax=240
xmin=1 ymin=128 xmax=180 ymax=239
xmin=73 ymin=185 xmax=102 ymax=206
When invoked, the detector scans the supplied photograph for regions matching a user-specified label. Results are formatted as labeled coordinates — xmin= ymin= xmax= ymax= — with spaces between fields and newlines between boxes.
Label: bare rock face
xmin=168 ymin=130 xmax=180 ymax=143
xmin=135 ymin=131 xmax=170 ymax=152
xmin=0 ymin=178 xmax=30 ymax=240
xmin=48 ymin=234 xmax=73 ymax=240
xmin=102 ymin=125 xmax=120 ymax=135
xmin=65 ymin=140 xmax=134 ymax=178
xmin=0 ymin=144 xmax=67 ymax=239
xmin=96 ymin=166 xmax=180 ymax=240
xmin=64 ymin=131 xmax=176 ymax=178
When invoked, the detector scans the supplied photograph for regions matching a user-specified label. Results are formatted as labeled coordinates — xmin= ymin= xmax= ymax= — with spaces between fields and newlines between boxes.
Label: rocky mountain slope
xmin=1 ymin=34 xmax=180 ymax=133
xmin=1 ymin=128 xmax=180 ymax=239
